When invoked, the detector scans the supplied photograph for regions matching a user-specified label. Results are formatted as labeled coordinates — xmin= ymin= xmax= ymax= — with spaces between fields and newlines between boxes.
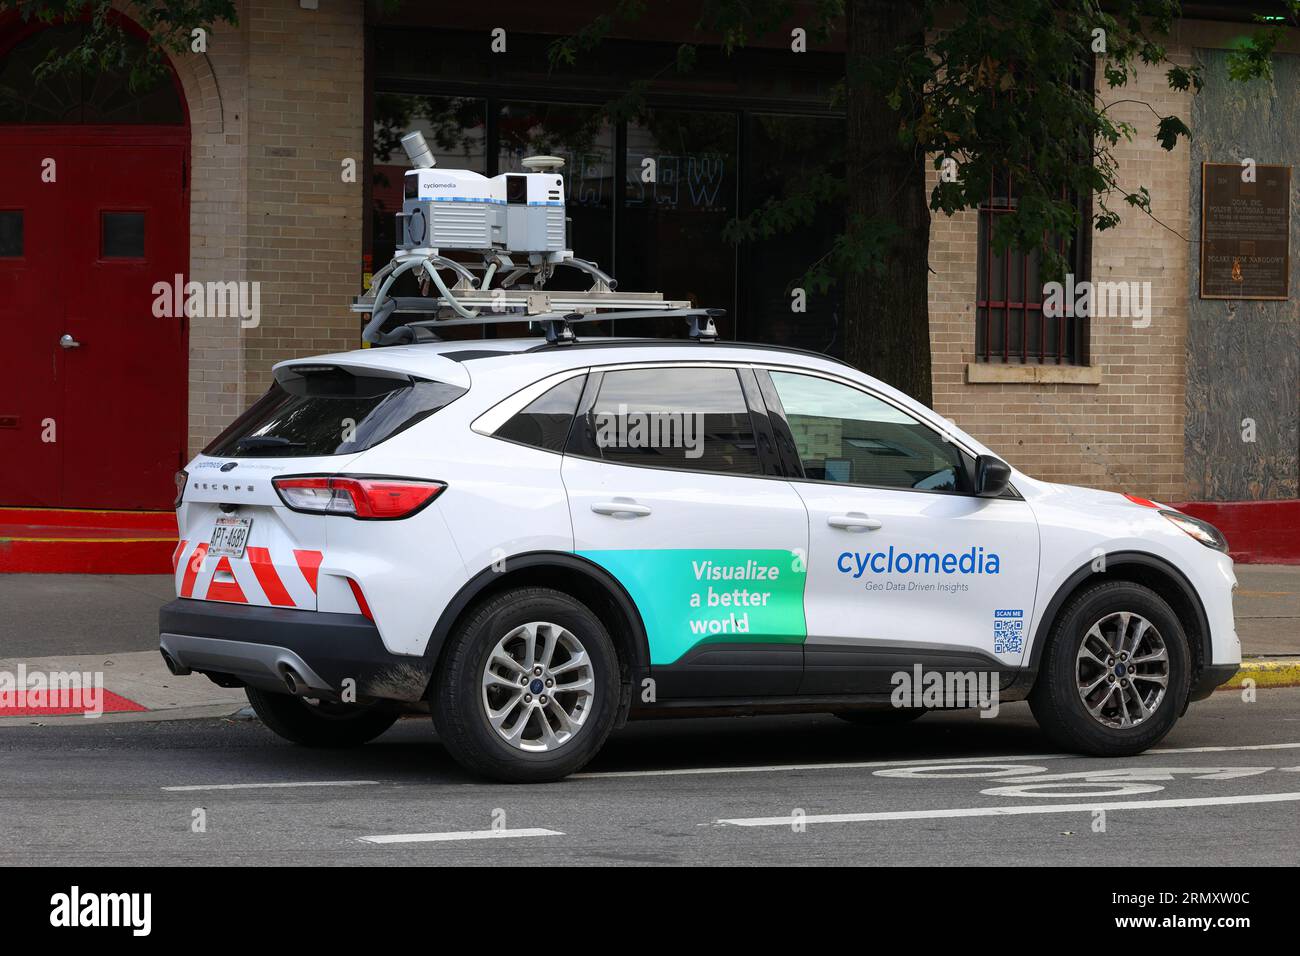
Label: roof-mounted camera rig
xmin=352 ymin=131 xmax=722 ymax=346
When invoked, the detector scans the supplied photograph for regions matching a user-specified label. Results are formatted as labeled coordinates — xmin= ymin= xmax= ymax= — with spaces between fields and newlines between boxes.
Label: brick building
xmin=0 ymin=1 xmax=1295 ymax=557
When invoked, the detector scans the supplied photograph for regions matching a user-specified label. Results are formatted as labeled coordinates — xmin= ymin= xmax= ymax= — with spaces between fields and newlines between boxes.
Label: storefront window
xmin=742 ymin=113 xmax=845 ymax=355
xmin=498 ymin=101 xmax=614 ymax=292
xmin=367 ymin=32 xmax=844 ymax=348
xmin=617 ymin=109 xmax=738 ymax=338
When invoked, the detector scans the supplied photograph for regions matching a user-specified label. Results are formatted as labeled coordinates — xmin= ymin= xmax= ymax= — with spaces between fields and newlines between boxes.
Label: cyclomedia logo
xmin=837 ymin=546 xmax=1001 ymax=577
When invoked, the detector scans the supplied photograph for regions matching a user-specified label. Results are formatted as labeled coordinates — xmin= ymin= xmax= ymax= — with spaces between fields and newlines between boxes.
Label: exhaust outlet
xmin=160 ymin=649 xmax=189 ymax=676
xmin=283 ymin=668 xmax=302 ymax=695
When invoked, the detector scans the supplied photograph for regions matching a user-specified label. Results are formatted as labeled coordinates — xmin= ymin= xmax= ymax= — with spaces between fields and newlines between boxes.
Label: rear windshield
xmin=203 ymin=365 xmax=466 ymax=458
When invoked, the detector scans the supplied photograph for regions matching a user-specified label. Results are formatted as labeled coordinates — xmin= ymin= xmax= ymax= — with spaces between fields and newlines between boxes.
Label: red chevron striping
xmin=204 ymin=556 xmax=248 ymax=604
xmin=247 ymin=547 xmax=296 ymax=607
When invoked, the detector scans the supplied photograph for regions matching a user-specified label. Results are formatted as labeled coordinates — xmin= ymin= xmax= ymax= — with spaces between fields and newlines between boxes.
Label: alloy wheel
xmin=480 ymin=621 xmax=596 ymax=752
xmin=1075 ymin=611 xmax=1170 ymax=729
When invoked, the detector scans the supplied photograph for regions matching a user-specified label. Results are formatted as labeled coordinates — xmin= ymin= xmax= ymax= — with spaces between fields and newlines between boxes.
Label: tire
xmin=245 ymin=686 xmax=399 ymax=747
xmin=834 ymin=709 xmax=926 ymax=726
xmin=1029 ymin=580 xmax=1190 ymax=756
xmin=431 ymin=586 xmax=621 ymax=783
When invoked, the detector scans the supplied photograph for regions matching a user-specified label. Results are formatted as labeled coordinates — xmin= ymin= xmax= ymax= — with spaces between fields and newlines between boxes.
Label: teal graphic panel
xmin=579 ymin=549 xmax=808 ymax=665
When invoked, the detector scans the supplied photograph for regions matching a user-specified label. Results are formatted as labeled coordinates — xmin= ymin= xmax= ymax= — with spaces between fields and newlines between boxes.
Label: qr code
xmin=993 ymin=609 xmax=1024 ymax=655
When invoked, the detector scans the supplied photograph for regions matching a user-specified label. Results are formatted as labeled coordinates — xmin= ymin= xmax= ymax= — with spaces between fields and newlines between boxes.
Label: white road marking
xmin=717 ymin=791 xmax=1300 ymax=827
xmin=578 ymin=742 xmax=1300 ymax=780
xmin=359 ymin=828 xmax=563 ymax=845
xmin=574 ymin=753 xmax=1071 ymax=779
xmin=162 ymin=780 xmax=381 ymax=792
xmin=1152 ymin=742 xmax=1300 ymax=754
xmin=874 ymin=763 xmax=1047 ymax=779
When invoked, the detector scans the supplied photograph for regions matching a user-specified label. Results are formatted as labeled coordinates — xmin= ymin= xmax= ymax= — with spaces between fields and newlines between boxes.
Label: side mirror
xmin=974 ymin=454 xmax=1012 ymax=498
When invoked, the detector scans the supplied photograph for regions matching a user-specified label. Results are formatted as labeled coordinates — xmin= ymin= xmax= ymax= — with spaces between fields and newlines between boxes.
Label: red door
xmin=0 ymin=133 xmax=188 ymax=509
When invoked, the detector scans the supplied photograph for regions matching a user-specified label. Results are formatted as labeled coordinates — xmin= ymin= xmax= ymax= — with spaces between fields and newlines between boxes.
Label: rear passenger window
xmin=582 ymin=367 xmax=761 ymax=475
xmin=494 ymin=374 xmax=586 ymax=452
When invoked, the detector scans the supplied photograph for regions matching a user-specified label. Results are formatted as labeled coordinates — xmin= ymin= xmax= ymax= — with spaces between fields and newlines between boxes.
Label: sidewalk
xmin=1232 ymin=564 xmax=1300 ymax=656
xmin=1 ymin=566 xmax=1297 ymax=723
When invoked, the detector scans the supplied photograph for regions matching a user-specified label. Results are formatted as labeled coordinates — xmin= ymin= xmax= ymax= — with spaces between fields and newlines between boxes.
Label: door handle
xmin=59 ymin=334 xmax=81 ymax=349
xmin=827 ymin=513 xmax=882 ymax=531
xmin=591 ymin=499 xmax=652 ymax=518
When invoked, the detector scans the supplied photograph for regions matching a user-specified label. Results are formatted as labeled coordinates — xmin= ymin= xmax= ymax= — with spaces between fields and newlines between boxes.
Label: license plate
xmin=209 ymin=516 xmax=252 ymax=559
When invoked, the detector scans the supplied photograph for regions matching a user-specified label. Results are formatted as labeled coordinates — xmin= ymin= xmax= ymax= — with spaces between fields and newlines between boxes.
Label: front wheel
xmin=1029 ymin=581 xmax=1190 ymax=756
xmin=431 ymin=587 xmax=621 ymax=783
xmin=245 ymin=687 xmax=399 ymax=747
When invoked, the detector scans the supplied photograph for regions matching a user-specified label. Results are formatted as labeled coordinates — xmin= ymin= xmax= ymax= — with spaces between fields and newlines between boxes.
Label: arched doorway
xmin=0 ymin=14 xmax=189 ymax=510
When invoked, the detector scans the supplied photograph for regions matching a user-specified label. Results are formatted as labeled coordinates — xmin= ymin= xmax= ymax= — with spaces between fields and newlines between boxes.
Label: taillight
xmin=174 ymin=469 xmax=188 ymax=509
xmin=273 ymin=476 xmax=445 ymax=519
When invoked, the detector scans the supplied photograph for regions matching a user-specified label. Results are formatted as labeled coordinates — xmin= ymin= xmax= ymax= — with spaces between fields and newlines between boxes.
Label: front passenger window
xmin=768 ymin=371 xmax=966 ymax=492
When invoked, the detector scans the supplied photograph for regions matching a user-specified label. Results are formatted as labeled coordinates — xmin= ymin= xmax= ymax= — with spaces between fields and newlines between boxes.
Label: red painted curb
xmin=0 ymin=507 xmax=176 ymax=531
xmin=0 ymin=539 xmax=176 ymax=574
xmin=0 ymin=688 xmax=147 ymax=716
xmin=0 ymin=507 xmax=177 ymax=573
xmin=1172 ymin=500 xmax=1300 ymax=565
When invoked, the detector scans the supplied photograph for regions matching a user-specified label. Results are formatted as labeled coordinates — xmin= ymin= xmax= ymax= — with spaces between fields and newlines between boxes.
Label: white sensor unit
xmin=397 ymin=160 xmax=567 ymax=255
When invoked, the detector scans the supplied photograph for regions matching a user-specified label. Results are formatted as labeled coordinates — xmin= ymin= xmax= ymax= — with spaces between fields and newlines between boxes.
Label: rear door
xmin=758 ymin=368 xmax=1040 ymax=694
xmin=563 ymin=363 xmax=809 ymax=698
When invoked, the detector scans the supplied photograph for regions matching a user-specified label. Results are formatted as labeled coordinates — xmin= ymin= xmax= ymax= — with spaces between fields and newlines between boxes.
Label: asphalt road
xmin=0 ymin=687 xmax=1297 ymax=866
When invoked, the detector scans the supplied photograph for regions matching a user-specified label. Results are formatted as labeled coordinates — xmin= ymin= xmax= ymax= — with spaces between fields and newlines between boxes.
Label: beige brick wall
xmin=928 ymin=48 xmax=1194 ymax=503
xmin=166 ymin=1 xmax=250 ymax=458
xmin=242 ymin=0 xmax=365 ymax=413
xmin=167 ymin=0 xmax=365 ymax=457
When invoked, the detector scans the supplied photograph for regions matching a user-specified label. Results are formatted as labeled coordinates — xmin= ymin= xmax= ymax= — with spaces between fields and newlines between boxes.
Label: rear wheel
xmin=1029 ymin=581 xmax=1190 ymax=756
xmin=432 ymin=587 xmax=620 ymax=783
xmin=245 ymin=686 xmax=399 ymax=747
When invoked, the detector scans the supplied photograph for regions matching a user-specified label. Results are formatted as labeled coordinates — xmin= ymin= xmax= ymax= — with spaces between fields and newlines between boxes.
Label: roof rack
xmin=352 ymin=257 xmax=721 ymax=346
xmin=353 ymin=140 xmax=723 ymax=347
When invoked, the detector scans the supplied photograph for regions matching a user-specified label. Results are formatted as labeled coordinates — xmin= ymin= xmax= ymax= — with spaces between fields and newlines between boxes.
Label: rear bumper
xmin=158 ymin=598 xmax=433 ymax=702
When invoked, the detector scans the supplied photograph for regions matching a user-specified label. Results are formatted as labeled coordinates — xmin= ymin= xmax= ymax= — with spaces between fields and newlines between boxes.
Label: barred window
xmin=975 ymin=168 xmax=1090 ymax=365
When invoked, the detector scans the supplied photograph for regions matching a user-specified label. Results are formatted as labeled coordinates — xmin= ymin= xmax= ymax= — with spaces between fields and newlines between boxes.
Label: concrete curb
xmin=1219 ymin=657 xmax=1300 ymax=690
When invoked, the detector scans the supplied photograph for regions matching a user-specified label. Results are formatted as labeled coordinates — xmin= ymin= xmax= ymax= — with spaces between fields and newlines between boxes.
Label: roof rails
xmin=352 ymin=274 xmax=722 ymax=346
xmin=354 ymin=143 xmax=725 ymax=347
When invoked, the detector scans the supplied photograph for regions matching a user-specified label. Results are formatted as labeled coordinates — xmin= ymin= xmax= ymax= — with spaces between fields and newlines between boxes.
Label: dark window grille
xmin=975 ymin=167 xmax=1089 ymax=365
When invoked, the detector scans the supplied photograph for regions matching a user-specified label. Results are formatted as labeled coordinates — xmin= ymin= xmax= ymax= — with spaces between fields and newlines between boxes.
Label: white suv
xmin=159 ymin=338 xmax=1241 ymax=782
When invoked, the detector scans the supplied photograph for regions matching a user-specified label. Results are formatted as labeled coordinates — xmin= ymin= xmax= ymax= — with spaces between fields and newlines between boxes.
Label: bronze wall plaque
xmin=1200 ymin=161 xmax=1291 ymax=300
